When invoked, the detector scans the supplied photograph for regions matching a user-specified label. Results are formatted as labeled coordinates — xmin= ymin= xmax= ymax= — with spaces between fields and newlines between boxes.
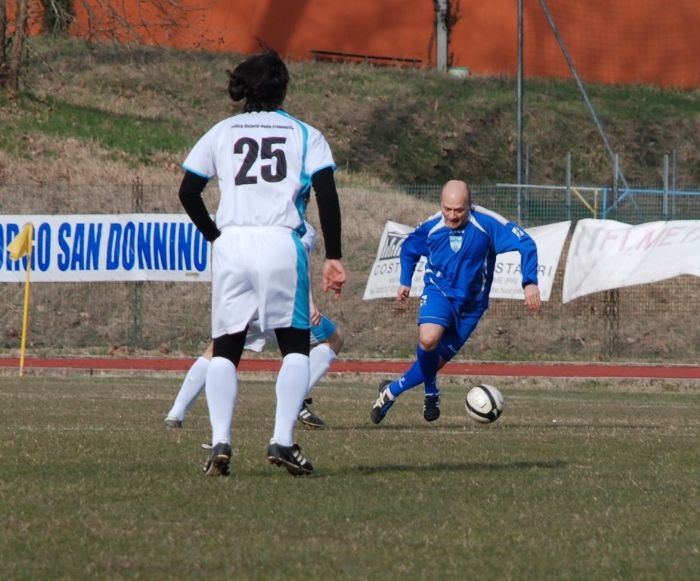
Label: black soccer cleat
xmin=423 ymin=393 xmax=441 ymax=422
xmin=298 ymin=398 xmax=326 ymax=428
xmin=371 ymin=380 xmax=395 ymax=424
xmin=203 ymin=442 xmax=232 ymax=477
xmin=267 ymin=442 xmax=314 ymax=476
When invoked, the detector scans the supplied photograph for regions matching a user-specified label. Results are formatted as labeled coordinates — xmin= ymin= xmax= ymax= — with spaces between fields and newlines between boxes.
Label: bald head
xmin=440 ymin=180 xmax=471 ymax=229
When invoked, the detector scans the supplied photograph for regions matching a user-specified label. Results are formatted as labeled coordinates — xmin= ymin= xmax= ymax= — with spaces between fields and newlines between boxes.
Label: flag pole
xmin=13 ymin=224 xmax=34 ymax=378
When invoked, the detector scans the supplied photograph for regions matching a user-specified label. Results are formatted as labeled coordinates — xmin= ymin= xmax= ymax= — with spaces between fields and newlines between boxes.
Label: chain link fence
xmin=1 ymin=181 xmax=698 ymax=363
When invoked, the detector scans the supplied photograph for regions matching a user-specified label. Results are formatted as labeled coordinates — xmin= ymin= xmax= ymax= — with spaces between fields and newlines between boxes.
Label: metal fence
xmin=479 ymin=184 xmax=700 ymax=226
xmin=1 ymin=182 xmax=698 ymax=363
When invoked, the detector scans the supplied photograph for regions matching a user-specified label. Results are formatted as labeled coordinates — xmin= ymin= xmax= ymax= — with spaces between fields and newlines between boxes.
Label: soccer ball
xmin=465 ymin=384 xmax=504 ymax=423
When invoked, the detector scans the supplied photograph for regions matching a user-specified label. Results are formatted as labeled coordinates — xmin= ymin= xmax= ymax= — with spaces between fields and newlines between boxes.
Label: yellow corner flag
xmin=9 ymin=223 xmax=34 ymax=377
xmin=8 ymin=223 xmax=33 ymax=261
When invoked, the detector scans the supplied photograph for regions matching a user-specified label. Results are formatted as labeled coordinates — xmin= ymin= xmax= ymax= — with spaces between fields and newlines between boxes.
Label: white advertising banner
xmin=0 ymin=214 xmax=211 ymax=282
xmin=489 ymin=221 xmax=570 ymax=301
xmin=562 ymin=219 xmax=700 ymax=303
xmin=363 ymin=220 xmax=571 ymax=301
xmin=362 ymin=221 xmax=426 ymax=300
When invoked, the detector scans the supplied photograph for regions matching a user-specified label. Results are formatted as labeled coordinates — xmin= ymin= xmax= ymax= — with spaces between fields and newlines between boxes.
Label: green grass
xmin=1 ymin=374 xmax=698 ymax=579
xmin=7 ymin=93 xmax=193 ymax=159
xmin=5 ymin=36 xmax=699 ymax=186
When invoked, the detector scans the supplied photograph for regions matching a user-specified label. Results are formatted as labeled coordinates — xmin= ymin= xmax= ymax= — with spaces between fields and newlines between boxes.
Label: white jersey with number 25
xmin=182 ymin=109 xmax=335 ymax=231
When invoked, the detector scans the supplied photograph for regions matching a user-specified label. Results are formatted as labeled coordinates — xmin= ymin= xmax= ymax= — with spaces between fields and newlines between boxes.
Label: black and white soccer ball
xmin=465 ymin=384 xmax=504 ymax=423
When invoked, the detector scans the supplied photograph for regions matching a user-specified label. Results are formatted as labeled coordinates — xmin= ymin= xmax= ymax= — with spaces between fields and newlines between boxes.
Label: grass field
xmin=2 ymin=37 xmax=699 ymax=192
xmin=1 ymin=373 xmax=698 ymax=579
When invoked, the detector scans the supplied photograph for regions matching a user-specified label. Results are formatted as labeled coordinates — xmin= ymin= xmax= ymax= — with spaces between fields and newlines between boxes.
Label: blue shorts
xmin=417 ymin=285 xmax=486 ymax=362
xmin=311 ymin=315 xmax=336 ymax=345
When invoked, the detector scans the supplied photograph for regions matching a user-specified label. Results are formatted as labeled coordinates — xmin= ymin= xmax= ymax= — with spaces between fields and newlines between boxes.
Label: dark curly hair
xmin=227 ymin=52 xmax=289 ymax=112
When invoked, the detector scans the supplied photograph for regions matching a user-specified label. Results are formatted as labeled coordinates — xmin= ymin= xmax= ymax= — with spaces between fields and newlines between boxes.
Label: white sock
xmin=205 ymin=357 xmax=238 ymax=446
xmin=307 ymin=344 xmax=336 ymax=398
xmin=272 ymin=353 xmax=310 ymax=447
xmin=167 ymin=356 xmax=210 ymax=421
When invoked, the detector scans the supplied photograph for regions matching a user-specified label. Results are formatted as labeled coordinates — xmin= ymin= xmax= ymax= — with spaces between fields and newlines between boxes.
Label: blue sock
xmin=417 ymin=345 xmax=440 ymax=396
xmin=389 ymin=360 xmax=424 ymax=397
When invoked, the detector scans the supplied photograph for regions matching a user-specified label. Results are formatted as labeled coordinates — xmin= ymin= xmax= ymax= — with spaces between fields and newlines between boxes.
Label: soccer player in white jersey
xmin=178 ymin=51 xmax=346 ymax=476
xmin=164 ymin=223 xmax=344 ymax=430
xmin=164 ymin=318 xmax=344 ymax=429
xmin=164 ymin=315 xmax=343 ymax=427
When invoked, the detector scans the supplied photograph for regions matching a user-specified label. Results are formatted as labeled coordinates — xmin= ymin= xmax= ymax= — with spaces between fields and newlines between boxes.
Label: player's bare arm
xmin=397 ymin=285 xmax=411 ymax=303
xmin=306 ymin=247 xmax=322 ymax=325
xmin=308 ymin=262 xmax=322 ymax=324
xmin=310 ymin=298 xmax=322 ymax=326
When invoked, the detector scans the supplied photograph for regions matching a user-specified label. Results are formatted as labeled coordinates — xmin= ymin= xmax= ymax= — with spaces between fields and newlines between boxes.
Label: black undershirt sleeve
xmin=311 ymin=167 xmax=342 ymax=259
xmin=178 ymin=171 xmax=220 ymax=242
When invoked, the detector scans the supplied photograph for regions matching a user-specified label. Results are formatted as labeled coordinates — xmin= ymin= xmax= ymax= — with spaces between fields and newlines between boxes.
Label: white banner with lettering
xmin=562 ymin=219 xmax=700 ymax=303
xmin=0 ymin=215 xmax=211 ymax=282
xmin=363 ymin=220 xmax=570 ymax=301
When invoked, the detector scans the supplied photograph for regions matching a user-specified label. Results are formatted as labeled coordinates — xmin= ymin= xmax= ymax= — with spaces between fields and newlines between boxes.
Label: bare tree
xmin=74 ymin=0 xmax=199 ymax=47
xmin=0 ymin=2 xmax=6 ymax=78
xmin=0 ymin=0 xmax=200 ymax=94
xmin=0 ymin=0 xmax=30 ymax=93
xmin=43 ymin=0 xmax=74 ymax=34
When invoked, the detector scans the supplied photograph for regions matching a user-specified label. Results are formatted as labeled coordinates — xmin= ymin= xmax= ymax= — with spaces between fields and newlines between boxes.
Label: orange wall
xmin=7 ymin=0 xmax=44 ymax=35
xmin=69 ymin=0 xmax=700 ymax=88
xmin=70 ymin=1 xmax=437 ymax=63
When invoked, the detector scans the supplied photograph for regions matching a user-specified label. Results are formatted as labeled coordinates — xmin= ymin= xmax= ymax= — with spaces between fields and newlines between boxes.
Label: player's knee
xmin=327 ymin=328 xmax=344 ymax=354
xmin=418 ymin=330 xmax=441 ymax=352
xmin=419 ymin=338 xmax=440 ymax=352
xmin=418 ymin=323 xmax=444 ymax=352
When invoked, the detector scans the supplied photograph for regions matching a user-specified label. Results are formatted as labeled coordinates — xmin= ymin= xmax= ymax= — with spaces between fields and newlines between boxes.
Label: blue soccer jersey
xmin=399 ymin=205 xmax=539 ymax=312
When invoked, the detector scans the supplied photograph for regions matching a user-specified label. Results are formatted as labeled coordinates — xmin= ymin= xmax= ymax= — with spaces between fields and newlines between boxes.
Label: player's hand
xmin=523 ymin=284 xmax=541 ymax=312
xmin=397 ymin=285 xmax=411 ymax=303
xmin=310 ymin=299 xmax=322 ymax=326
xmin=323 ymin=259 xmax=347 ymax=299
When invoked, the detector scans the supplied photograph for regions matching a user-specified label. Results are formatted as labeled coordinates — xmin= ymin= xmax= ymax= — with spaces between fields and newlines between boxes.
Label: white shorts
xmin=244 ymin=315 xmax=337 ymax=352
xmin=211 ymin=226 xmax=309 ymax=338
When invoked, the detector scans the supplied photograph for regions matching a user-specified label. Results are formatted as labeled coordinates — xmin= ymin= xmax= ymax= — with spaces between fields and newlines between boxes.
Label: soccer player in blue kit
xmin=371 ymin=179 xmax=541 ymax=424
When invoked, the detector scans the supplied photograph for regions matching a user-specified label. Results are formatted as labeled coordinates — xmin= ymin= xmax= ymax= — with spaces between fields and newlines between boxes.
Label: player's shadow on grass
xmin=324 ymin=423 xmax=507 ymax=432
xmin=251 ymin=459 xmax=567 ymax=479
xmin=350 ymin=459 xmax=568 ymax=475
xmin=513 ymin=422 xmax=663 ymax=431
